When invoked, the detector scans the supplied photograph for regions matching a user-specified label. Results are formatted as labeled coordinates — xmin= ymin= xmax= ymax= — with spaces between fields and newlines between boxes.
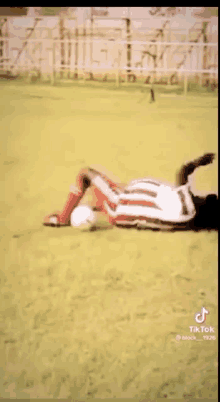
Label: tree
xmin=192 ymin=7 xmax=218 ymax=18
xmin=0 ymin=7 xmax=28 ymax=16
xmin=191 ymin=8 xmax=218 ymax=85
xmin=91 ymin=7 xmax=109 ymax=16
xmin=149 ymin=7 xmax=182 ymax=17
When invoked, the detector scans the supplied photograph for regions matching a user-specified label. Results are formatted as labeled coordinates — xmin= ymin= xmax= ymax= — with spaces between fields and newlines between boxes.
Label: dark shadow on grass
xmin=44 ymin=223 xmax=113 ymax=232
xmin=89 ymin=224 xmax=113 ymax=232
xmin=12 ymin=228 xmax=45 ymax=238
xmin=42 ymin=223 xmax=217 ymax=233
xmin=26 ymin=94 xmax=63 ymax=100
xmin=115 ymin=224 xmax=218 ymax=233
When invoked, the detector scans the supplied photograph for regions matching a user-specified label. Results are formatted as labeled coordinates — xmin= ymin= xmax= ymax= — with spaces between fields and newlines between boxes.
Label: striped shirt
xmin=91 ymin=170 xmax=196 ymax=230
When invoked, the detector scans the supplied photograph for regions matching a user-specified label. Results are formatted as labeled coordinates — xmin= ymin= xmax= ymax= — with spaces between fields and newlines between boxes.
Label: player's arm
xmin=176 ymin=153 xmax=215 ymax=186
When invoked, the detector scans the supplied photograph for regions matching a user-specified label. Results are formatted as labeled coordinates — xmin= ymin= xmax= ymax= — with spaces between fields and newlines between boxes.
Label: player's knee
xmin=76 ymin=167 xmax=92 ymax=191
xmin=78 ymin=167 xmax=90 ymax=177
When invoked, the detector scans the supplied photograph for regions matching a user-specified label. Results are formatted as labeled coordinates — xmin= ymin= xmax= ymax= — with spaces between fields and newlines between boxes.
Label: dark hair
xmin=190 ymin=194 xmax=218 ymax=231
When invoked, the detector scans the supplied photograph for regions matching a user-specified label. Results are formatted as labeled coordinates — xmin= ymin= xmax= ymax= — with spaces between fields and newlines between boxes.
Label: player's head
xmin=192 ymin=193 xmax=218 ymax=231
xmin=204 ymin=194 xmax=218 ymax=230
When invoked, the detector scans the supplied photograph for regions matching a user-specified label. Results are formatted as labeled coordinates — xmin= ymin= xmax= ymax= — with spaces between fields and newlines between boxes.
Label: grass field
xmin=0 ymin=81 xmax=218 ymax=399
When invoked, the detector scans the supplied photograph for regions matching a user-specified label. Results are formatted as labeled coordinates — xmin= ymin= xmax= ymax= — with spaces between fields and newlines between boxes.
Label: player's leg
xmin=43 ymin=167 xmax=121 ymax=227
xmin=43 ymin=168 xmax=94 ymax=226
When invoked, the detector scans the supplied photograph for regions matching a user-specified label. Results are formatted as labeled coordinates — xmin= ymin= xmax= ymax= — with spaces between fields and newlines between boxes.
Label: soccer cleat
xmin=43 ymin=211 xmax=70 ymax=227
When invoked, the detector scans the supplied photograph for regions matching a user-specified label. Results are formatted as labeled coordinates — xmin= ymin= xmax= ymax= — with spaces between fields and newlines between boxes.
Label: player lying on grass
xmin=43 ymin=153 xmax=217 ymax=231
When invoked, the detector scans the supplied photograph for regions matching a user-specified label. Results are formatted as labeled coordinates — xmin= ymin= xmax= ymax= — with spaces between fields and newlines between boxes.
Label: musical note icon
xmin=195 ymin=307 xmax=209 ymax=324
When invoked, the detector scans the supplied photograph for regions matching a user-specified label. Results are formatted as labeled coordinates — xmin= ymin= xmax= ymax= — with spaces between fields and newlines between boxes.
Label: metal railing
xmin=0 ymin=37 xmax=218 ymax=94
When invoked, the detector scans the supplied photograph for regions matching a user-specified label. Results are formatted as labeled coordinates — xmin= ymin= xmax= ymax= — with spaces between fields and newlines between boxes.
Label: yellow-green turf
xmin=0 ymin=81 xmax=218 ymax=399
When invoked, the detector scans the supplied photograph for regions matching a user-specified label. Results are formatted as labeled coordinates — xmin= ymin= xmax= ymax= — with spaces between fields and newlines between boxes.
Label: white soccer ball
xmin=70 ymin=205 xmax=97 ymax=230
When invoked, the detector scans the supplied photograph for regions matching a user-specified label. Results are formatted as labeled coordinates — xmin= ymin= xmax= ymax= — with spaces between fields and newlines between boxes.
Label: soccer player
xmin=43 ymin=153 xmax=217 ymax=231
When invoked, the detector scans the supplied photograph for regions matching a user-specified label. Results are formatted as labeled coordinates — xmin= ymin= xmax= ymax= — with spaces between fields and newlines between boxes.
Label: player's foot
xmin=43 ymin=211 xmax=70 ymax=227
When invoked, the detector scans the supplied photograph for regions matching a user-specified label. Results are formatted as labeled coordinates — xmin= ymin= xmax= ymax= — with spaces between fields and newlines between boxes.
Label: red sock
xmin=59 ymin=189 xmax=83 ymax=223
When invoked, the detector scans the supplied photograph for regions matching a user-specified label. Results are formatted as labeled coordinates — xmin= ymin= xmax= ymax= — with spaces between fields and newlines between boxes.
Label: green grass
xmin=0 ymin=81 xmax=218 ymax=399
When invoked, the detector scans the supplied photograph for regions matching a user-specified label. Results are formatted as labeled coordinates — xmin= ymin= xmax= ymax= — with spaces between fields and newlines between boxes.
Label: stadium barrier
xmin=0 ymin=37 xmax=218 ymax=94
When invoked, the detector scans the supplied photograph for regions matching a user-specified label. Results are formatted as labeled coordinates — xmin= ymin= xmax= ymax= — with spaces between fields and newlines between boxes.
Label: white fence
xmin=0 ymin=37 xmax=218 ymax=92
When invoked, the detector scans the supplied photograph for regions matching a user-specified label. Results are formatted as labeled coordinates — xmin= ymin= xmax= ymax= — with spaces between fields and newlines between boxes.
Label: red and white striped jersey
xmin=91 ymin=170 xmax=196 ymax=230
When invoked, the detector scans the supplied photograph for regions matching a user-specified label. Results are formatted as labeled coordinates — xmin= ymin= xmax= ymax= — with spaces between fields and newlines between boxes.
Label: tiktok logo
xmin=189 ymin=307 xmax=214 ymax=333
xmin=195 ymin=307 xmax=209 ymax=324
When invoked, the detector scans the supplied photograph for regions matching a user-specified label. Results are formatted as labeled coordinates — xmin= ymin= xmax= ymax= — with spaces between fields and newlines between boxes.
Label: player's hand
xmin=197 ymin=153 xmax=215 ymax=166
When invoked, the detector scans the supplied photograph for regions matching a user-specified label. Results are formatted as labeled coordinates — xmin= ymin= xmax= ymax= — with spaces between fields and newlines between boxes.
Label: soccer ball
xmin=70 ymin=205 xmax=97 ymax=230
